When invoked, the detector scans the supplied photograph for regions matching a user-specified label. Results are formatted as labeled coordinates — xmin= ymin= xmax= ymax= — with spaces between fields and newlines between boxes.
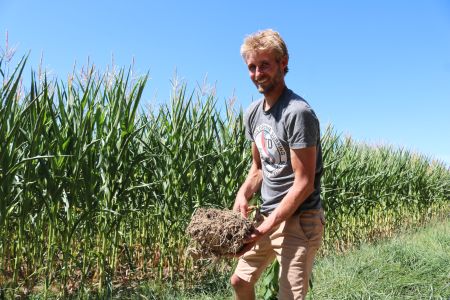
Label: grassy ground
xmin=307 ymin=218 xmax=450 ymax=300
xmin=9 ymin=218 xmax=448 ymax=299
xmin=141 ymin=218 xmax=450 ymax=300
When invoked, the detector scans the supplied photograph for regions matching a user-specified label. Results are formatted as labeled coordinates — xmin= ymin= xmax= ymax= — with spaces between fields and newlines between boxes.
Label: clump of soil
xmin=186 ymin=208 xmax=255 ymax=257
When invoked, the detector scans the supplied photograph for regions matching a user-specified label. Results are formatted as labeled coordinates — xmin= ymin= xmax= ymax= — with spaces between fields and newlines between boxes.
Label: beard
xmin=254 ymin=67 xmax=284 ymax=94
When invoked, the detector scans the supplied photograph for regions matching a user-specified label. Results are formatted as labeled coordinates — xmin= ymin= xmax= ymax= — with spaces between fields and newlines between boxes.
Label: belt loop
xmin=254 ymin=207 xmax=264 ymax=223
xmin=320 ymin=208 xmax=326 ymax=225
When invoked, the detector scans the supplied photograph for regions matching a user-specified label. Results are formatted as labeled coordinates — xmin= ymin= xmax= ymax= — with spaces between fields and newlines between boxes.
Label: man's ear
xmin=280 ymin=55 xmax=288 ymax=71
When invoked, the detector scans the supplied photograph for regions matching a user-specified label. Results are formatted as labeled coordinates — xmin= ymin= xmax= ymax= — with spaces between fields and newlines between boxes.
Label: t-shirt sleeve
xmin=287 ymin=107 xmax=320 ymax=149
xmin=243 ymin=104 xmax=256 ymax=141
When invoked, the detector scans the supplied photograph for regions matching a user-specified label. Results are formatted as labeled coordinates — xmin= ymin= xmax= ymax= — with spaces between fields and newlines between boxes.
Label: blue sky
xmin=1 ymin=1 xmax=450 ymax=165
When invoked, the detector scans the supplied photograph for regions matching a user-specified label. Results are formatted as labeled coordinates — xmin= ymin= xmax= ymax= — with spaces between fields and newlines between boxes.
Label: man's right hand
xmin=233 ymin=194 xmax=249 ymax=218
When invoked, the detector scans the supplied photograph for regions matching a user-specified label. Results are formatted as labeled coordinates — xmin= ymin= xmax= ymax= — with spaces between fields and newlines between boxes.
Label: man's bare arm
xmin=251 ymin=146 xmax=317 ymax=237
xmin=233 ymin=143 xmax=263 ymax=218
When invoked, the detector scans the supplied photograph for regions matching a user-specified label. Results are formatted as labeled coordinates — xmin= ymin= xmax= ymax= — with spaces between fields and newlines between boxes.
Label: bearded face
xmin=245 ymin=50 xmax=287 ymax=96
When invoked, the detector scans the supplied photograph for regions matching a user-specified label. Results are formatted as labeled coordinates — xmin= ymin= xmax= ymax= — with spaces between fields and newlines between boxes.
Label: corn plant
xmin=320 ymin=125 xmax=450 ymax=253
xmin=0 ymin=54 xmax=449 ymax=298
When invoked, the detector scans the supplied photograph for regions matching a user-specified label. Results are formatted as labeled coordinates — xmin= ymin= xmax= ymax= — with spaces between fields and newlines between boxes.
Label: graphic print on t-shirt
xmin=254 ymin=123 xmax=288 ymax=177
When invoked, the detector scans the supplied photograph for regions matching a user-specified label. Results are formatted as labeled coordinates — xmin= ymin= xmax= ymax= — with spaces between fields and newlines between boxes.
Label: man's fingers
xmin=240 ymin=205 xmax=249 ymax=218
xmin=234 ymin=242 xmax=255 ymax=257
xmin=233 ymin=206 xmax=246 ymax=218
xmin=229 ymin=229 xmax=260 ymax=258
xmin=246 ymin=205 xmax=256 ymax=212
xmin=243 ymin=229 xmax=261 ymax=244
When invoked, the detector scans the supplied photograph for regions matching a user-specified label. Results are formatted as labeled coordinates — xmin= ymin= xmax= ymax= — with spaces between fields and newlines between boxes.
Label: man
xmin=231 ymin=29 xmax=325 ymax=300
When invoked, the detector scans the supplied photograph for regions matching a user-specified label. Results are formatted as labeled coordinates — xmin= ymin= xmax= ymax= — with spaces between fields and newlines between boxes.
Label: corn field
xmin=1 ymin=56 xmax=449 ymax=297
xmin=320 ymin=128 xmax=449 ymax=253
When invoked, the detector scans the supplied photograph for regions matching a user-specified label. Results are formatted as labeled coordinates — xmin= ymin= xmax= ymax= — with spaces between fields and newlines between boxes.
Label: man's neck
xmin=263 ymin=83 xmax=286 ymax=111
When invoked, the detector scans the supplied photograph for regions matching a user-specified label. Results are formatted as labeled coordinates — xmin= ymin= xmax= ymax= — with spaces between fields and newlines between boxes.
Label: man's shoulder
xmin=283 ymin=89 xmax=313 ymax=113
xmin=244 ymin=98 xmax=263 ymax=117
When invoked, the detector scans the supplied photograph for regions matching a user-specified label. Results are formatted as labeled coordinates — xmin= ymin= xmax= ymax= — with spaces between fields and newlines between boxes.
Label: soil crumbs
xmin=186 ymin=208 xmax=255 ymax=257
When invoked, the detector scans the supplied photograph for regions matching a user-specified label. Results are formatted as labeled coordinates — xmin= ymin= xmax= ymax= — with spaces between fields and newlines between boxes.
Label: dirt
xmin=186 ymin=208 xmax=255 ymax=257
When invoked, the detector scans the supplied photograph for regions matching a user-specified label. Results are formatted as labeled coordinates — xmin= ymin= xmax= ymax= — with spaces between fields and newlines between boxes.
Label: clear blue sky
xmin=1 ymin=1 xmax=450 ymax=165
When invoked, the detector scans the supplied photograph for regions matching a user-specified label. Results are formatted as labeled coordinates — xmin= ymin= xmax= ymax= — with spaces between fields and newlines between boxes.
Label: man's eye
xmin=248 ymin=65 xmax=256 ymax=72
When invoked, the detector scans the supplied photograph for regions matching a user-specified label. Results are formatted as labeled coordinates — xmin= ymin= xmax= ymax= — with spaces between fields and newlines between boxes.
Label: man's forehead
xmin=245 ymin=50 xmax=276 ymax=62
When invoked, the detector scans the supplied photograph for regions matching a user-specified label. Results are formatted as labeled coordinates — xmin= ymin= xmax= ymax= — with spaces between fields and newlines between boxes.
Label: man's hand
xmin=233 ymin=194 xmax=250 ymax=218
xmin=231 ymin=228 xmax=263 ymax=257
xmin=243 ymin=228 xmax=263 ymax=245
xmin=231 ymin=217 xmax=276 ymax=257
xmin=232 ymin=142 xmax=263 ymax=219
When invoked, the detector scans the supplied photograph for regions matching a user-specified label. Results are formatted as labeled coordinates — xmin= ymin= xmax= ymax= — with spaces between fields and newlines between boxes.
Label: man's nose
xmin=255 ymin=67 xmax=265 ymax=78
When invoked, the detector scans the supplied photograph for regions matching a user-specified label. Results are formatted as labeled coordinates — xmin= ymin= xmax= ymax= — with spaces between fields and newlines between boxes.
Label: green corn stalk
xmin=0 ymin=53 xmax=449 ymax=298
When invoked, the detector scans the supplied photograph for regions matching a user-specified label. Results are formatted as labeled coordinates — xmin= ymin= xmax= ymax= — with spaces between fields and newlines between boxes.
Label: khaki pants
xmin=234 ymin=209 xmax=325 ymax=300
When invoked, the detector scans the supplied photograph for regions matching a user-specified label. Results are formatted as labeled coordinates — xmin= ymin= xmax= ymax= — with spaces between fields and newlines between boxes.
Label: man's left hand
xmin=230 ymin=228 xmax=264 ymax=257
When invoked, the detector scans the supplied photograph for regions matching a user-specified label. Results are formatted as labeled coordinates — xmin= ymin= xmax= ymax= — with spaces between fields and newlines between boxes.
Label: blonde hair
xmin=240 ymin=29 xmax=289 ymax=74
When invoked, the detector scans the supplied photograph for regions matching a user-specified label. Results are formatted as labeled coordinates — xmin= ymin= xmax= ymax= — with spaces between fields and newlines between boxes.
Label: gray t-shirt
xmin=244 ymin=87 xmax=323 ymax=214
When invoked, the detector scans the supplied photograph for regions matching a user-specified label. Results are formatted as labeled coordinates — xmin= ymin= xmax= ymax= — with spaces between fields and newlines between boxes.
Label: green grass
xmin=132 ymin=218 xmax=450 ymax=300
xmin=308 ymin=218 xmax=450 ymax=299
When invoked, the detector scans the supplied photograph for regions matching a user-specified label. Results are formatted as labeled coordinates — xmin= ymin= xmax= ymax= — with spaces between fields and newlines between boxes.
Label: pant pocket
xmin=299 ymin=211 xmax=324 ymax=242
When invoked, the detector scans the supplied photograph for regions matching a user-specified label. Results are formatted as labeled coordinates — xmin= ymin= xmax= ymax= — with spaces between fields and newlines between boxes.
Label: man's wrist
xmin=237 ymin=189 xmax=250 ymax=201
xmin=257 ymin=220 xmax=273 ymax=236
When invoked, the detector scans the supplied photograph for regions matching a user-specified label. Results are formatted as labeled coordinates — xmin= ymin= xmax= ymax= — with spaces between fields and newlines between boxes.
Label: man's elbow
xmin=305 ymin=181 xmax=315 ymax=197
xmin=298 ymin=177 xmax=315 ymax=197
